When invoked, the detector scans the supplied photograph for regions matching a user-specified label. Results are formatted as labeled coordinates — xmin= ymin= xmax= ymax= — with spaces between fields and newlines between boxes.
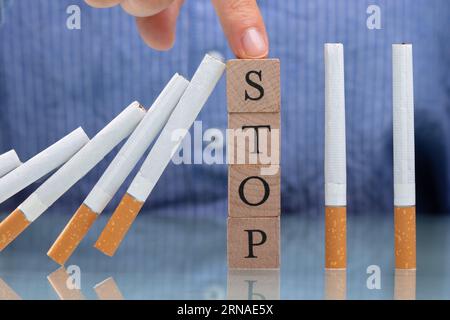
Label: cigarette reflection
xmin=94 ymin=277 xmax=124 ymax=300
xmin=47 ymin=267 xmax=85 ymax=300
xmin=324 ymin=269 xmax=346 ymax=300
xmin=0 ymin=277 xmax=22 ymax=300
xmin=394 ymin=269 xmax=416 ymax=300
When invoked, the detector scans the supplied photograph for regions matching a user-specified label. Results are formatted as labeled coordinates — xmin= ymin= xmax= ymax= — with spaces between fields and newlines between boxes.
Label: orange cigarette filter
xmin=94 ymin=277 xmax=124 ymax=300
xmin=325 ymin=206 xmax=346 ymax=269
xmin=47 ymin=204 xmax=98 ymax=265
xmin=394 ymin=206 xmax=416 ymax=269
xmin=0 ymin=209 xmax=30 ymax=251
xmin=94 ymin=193 xmax=143 ymax=256
xmin=47 ymin=267 xmax=85 ymax=300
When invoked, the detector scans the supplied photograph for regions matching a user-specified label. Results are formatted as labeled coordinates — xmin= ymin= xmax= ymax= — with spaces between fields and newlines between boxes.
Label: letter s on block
xmin=245 ymin=70 xmax=264 ymax=101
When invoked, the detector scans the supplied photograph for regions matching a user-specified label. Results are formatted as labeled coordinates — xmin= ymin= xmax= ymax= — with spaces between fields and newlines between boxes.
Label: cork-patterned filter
xmin=94 ymin=192 xmax=144 ymax=256
xmin=325 ymin=206 xmax=346 ymax=269
xmin=395 ymin=206 xmax=416 ymax=269
xmin=227 ymin=59 xmax=280 ymax=113
xmin=47 ymin=267 xmax=85 ymax=300
xmin=0 ymin=209 xmax=30 ymax=251
xmin=47 ymin=204 xmax=98 ymax=265
xmin=324 ymin=269 xmax=346 ymax=300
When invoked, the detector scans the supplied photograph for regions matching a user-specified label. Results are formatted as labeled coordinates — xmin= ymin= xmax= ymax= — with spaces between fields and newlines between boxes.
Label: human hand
xmin=85 ymin=0 xmax=269 ymax=58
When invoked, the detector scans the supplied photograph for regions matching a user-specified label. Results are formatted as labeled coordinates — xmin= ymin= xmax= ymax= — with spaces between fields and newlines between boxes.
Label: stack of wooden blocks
xmin=227 ymin=59 xmax=281 ymax=269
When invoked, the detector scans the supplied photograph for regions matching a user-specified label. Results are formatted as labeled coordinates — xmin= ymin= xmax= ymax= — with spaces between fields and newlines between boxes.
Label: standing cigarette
xmin=393 ymin=44 xmax=416 ymax=270
xmin=0 ymin=102 xmax=145 ymax=251
xmin=0 ymin=150 xmax=21 ymax=178
xmin=0 ymin=128 xmax=89 ymax=204
xmin=324 ymin=43 xmax=347 ymax=269
xmin=47 ymin=74 xmax=189 ymax=265
xmin=94 ymin=54 xmax=225 ymax=256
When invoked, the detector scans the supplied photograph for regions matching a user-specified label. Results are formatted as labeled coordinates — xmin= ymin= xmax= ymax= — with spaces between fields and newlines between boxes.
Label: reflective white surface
xmin=0 ymin=208 xmax=449 ymax=299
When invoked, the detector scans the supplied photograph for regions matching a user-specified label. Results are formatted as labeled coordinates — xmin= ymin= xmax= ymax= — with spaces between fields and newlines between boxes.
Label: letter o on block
xmin=239 ymin=176 xmax=270 ymax=206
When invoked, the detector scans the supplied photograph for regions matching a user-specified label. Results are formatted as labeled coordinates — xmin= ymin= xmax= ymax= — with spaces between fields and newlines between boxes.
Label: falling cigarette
xmin=393 ymin=44 xmax=416 ymax=270
xmin=94 ymin=277 xmax=124 ymax=300
xmin=0 ymin=150 xmax=21 ymax=178
xmin=95 ymin=54 xmax=225 ymax=256
xmin=47 ymin=74 xmax=189 ymax=265
xmin=0 ymin=128 xmax=89 ymax=205
xmin=324 ymin=43 xmax=347 ymax=269
xmin=0 ymin=102 xmax=145 ymax=251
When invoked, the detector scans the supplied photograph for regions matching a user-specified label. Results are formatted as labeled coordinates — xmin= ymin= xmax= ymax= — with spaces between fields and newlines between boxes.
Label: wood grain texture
xmin=227 ymin=59 xmax=280 ymax=113
xmin=228 ymin=112 xmax=280 ymax=165
xmin=228 ymin=165 xmax=280 ymax=218
xmin=227 ymin=217 xmax=280 ymax=269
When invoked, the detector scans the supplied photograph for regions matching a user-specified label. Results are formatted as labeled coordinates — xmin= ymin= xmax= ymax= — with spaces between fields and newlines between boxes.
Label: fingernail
xmin=241 ymin=27 xmax=268 ymax=58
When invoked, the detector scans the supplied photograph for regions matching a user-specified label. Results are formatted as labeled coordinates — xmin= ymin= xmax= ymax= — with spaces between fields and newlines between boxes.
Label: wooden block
xmin=228 ymin=165 xmax=280 ymax=217
xmin=227 ymin=59 xmax=280 ymax=113
xmin=228 ymin=112 xmax=280 ymax=165
xmin=227 ymin=269 xmax=280 ymax=300
xmin=227 ymin=217 xmax=280 ymax=268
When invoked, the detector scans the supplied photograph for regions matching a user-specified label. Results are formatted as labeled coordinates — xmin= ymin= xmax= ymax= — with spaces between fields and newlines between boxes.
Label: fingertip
xmin=237 ymin=27 xmax=269 ymax=59
xmin=85 ymin=0 xmax=122 ymax=8
xmin=136 ymin=16 xmax=176 ymax=51
xmin=211 ymin=0 xmax=269 ymax=59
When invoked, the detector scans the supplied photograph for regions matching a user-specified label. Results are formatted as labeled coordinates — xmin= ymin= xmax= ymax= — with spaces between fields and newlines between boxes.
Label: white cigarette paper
xmin=84 ymin=74 xmax=189 ymax=214
xmin=0 ymin=150 xmax=21 ymax=178
xmin=18 ymin=102 xmax=146 ymax=222
xmin=324 ymin=43 xmax=347 ymax=206
xmin=393 ymin=44 xmax=415 ymax=206
xmin=127 ymin=54 xmax=225 ymax=202
xmin=0 ymin=128 xmax=89 ymax=205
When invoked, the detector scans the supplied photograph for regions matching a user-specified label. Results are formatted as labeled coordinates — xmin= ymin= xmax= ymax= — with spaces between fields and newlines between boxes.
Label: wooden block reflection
xmin=227 ymin=269 xmax=280 ymax=300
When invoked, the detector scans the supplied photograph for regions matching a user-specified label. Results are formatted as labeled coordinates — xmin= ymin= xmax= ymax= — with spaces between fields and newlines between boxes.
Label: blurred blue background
xmin=0 ymin=0 xmax=449 ymax=217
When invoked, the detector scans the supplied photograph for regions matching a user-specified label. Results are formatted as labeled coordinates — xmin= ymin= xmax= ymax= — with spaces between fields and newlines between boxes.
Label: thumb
xmin=211 ymin=0 xmax=268 ymax=59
